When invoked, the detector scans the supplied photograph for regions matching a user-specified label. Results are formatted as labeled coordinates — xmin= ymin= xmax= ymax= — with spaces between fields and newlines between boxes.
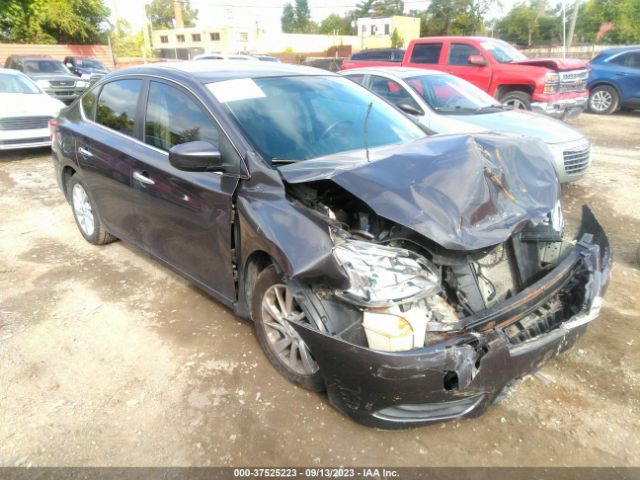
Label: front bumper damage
xmin=288 ymin=206 xmax=611 ymax=429
xmin=531 ymin=94 xmax=588 ymax=120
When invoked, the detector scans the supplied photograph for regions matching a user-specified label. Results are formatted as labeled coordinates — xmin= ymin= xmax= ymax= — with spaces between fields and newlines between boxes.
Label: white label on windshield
xmin=207 ymin=78 xmax=266 ymax=103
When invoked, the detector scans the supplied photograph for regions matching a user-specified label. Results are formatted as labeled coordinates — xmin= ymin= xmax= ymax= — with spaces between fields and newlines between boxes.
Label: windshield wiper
xmin=271 ymin=158 xmax=299 ymax=164
xmin=474 ymin=104 xmax=506 ymax=113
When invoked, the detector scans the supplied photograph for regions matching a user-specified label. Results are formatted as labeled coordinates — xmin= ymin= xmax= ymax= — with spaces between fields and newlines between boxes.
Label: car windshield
xmin=406 ymin=74 xmax=499 ymax=114
xmin=480 ymin=39 xmax=527 ymax=63
xmin=208 ymin=75 xmax=425 ymax=163
xmin=76 ymin=59 xmax=105 ymax=69
xmin=24 ymin=60 xmax=70 ymax=74
xmin=0 ymin=73 xmax=41 ymax=94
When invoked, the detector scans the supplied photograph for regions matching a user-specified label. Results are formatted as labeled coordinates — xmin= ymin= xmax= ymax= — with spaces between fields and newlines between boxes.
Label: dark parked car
xmin=51 ymin=61 xmax=611 ymax=428
xmin=350 ymin=48 xmax=406 ymax=62
xmin=588 ymin=46 xmax=640 ymax=114
xmin=63 ymin=56 xmax=109 ymax=82
xmin=4 ymin=55 xmax=89 ymax=103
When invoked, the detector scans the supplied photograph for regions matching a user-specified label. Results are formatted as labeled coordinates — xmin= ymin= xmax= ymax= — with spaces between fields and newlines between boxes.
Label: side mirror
xmin=65 ymin=62 xmax=73 ymax=68
xmin=169 ymin=141 xmax=224 ymax=172
xmin=468 ymin=55 xmax=488 ymax=67
xmin=397 ymin=102 xmax=424 ymax=116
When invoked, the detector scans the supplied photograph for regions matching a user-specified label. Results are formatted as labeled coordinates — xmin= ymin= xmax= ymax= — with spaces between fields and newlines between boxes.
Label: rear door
xmin=442 ymin=41 xmax=492 ymax=91
xmin=610 ymin=51 xmax=640 ymax=104
xmin=132 ymin=79 xmax=240 ymax=300
xmin=74 ymin=78 xmax=146 ymax=241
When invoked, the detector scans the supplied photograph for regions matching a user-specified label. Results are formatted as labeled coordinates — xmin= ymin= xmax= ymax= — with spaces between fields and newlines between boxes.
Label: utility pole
xmin=567 ymin=0 xmax=581 ymax=50
xmin=562 ymin=0 xmax=566 ymax=59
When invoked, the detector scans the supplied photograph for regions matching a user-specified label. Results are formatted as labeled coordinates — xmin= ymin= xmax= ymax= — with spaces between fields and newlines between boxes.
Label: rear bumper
xmin=290 ymin=206 xmax=611 ymax=429
xmin=531 ymin=94 xmax=588 ymax=120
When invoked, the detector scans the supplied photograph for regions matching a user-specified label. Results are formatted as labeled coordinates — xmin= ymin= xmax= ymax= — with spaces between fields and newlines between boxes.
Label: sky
xmin=105 ymin=0 xmax=519 ymax=34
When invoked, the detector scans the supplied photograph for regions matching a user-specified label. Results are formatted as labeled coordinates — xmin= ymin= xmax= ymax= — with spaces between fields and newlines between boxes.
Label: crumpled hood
xmin=279 ymin=133 xmax=559 ymax=251
xmin=511 ymin=57 xmax=587 ymax=71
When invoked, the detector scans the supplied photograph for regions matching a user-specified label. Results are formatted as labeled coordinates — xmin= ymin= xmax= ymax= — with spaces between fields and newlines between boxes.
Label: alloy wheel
xmin=590 ymin=90 xmax=613 ymax=112
xmin=72 ymin=183 xmax=95 ymax=237
xmin=261 ymin=284 xmax=319 ymax=376
xmin=505 ymin=98 xmax=527 ymax=110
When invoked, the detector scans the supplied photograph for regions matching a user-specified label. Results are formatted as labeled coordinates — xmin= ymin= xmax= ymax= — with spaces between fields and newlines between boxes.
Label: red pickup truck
xmin=341 ymin=36 xmax=589 ymax=119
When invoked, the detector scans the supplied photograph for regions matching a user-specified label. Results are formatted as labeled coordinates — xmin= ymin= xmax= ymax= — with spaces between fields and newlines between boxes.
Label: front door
xmin=132 ymin=79 xmax=240 ymax=301
xmin=443 ymin=42 xmax=492 ymax=91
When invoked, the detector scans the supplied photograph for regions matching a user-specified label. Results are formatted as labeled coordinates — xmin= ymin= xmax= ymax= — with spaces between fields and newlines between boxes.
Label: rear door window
xmin=95 ymin=79 xmax=142 ymax=137
xmin=410 ymin=43 xmax=443 ymax=64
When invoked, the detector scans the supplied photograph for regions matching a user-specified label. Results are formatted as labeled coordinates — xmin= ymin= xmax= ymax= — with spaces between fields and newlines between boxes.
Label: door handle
xmin=133 ymin=170 xmax=155 ymax=186
xmin=78 ymin=146 xmax=93 ymax=157
xmin=616 ymin=72 xmax=629 ymax=76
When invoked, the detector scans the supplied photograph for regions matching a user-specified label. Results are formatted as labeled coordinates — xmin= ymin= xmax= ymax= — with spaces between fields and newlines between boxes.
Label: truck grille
xmin=563 ymin=142 xmax=591 ymax=175
xmin=0 ymin=116 xmax=52 ymax=130
xmin=559 ymin=69 xmax=588 ymax=93
xmin=50 ymin=80 xmax=75 ymax=87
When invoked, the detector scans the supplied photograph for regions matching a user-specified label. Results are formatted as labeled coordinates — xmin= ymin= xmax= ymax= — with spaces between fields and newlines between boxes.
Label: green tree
xmin=372 ymin=0 xmax=404 ymax=16
xmin=355 ymin=0 xmax=376 ymax=17
xmin=111 ymin=18 xmax=148 ymax=58
xmin=575 ymin=0 xmax=640 ymax=44
xmin=294 ymin=0 xmax=311 ymax=31
xmin=319 ymin=13 xmax=352 ymax=34
xmin=280 ymin=0 xmax=318 ymax=33
xmin=495 ymin=0 xmax=562 ymax=45
xmin=0 ymin=0 xmax=110 ymax=43
xmin=390 ymin=27 xmax=404 ymax=47
xmin=145 ymin=0 xmax=198 ymax=29
xmin=281 ymin=3 xmax=296 ymax=33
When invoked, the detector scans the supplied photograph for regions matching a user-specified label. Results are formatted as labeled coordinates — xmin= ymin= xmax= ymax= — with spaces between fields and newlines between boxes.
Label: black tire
xmin=67 ymin=175 xmax=117 ymax=245
xmin=588 ymin=85 xmax=619 ymax=115
xmin=251 ymin=265 xmax=324 ymax=391
xmin=500 ymin=91 xmax=532 ymax=110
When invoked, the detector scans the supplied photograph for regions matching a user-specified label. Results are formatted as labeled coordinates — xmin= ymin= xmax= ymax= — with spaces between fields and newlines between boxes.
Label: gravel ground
xmin=0 ymin=111 xmax=639 ymax=467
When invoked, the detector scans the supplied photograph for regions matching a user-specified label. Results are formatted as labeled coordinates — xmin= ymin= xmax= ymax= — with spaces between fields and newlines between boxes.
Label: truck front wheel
xmin=500 ymin=91 xmax=532 ymax=110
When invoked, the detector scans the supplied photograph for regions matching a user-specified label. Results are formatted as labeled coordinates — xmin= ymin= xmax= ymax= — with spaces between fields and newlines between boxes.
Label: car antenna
xmin=364 ymin=102 xmax=373 ymax=162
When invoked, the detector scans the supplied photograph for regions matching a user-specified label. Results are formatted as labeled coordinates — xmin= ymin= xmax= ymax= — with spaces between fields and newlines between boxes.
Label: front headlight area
xmin=331 ymin=239 xmax=458 ymax=352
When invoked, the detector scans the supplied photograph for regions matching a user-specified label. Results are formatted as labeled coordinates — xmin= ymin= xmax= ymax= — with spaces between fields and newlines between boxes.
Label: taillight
xmin=48 ymin=118 xmax=57 ymax=142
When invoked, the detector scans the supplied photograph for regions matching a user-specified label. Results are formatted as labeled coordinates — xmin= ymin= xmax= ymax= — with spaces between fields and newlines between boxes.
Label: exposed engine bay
xmin=286 ymin=180 xmax=577 ymax=351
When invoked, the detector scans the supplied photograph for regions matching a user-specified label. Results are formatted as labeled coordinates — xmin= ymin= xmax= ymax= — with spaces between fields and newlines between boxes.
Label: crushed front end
xmin=274 ymin=134 xmax=611 ymax=428
xmin=288 ymin=206 xmax=610 ymax=428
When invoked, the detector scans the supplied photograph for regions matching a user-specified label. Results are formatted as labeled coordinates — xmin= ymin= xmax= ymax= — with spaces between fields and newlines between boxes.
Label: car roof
xmin=109 ymin=60 xmax=335 ymax=83
xmin=9 ymin=55 xmax=52 ymax=60
xmin=598 ymin=46 xmax=640 ymax=57
xmin=341 ymin=66 xmax=446 ymax=79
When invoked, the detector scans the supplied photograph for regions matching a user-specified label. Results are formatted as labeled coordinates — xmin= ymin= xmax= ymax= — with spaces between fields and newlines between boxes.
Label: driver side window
xmin=144 ymin=81 xmax=220 ymax=152
xmin=368 ymin=75 xmax=421 ymax=111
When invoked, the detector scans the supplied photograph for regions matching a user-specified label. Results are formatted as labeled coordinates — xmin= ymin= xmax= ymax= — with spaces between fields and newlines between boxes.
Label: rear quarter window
xmin=410 ymin=43 xmax=443 ymax=64
xmin=81 ymin=85 xmax=100 ymax=121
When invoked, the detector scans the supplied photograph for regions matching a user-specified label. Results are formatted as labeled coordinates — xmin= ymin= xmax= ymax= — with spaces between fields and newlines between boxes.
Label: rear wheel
xmin=588 ymin=85 xmax=619 ymax=115
xmin=67 ymin=175 xmax=117 ymax=245
xmin=252 ymin=265 xmax=324 ymax=391
xmin=500 ymin=91 xmax=532 ymax=110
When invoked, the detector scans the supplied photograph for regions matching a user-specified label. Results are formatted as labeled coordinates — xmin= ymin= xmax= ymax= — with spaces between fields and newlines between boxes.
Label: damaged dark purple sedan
xmin=51 ymin=62 xmax=611 ymax=428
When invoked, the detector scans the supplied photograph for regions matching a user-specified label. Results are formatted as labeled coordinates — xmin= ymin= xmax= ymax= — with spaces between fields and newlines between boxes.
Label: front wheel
xmin=501 ymin=91 xmax=532 ymax=110
xmin=588 ymin=85 xmax=619 ymax=115
xmin=67 ymin=175 xmax=117 ymax=245
xmin=252 ymin=265 xmax=324 ymax=391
